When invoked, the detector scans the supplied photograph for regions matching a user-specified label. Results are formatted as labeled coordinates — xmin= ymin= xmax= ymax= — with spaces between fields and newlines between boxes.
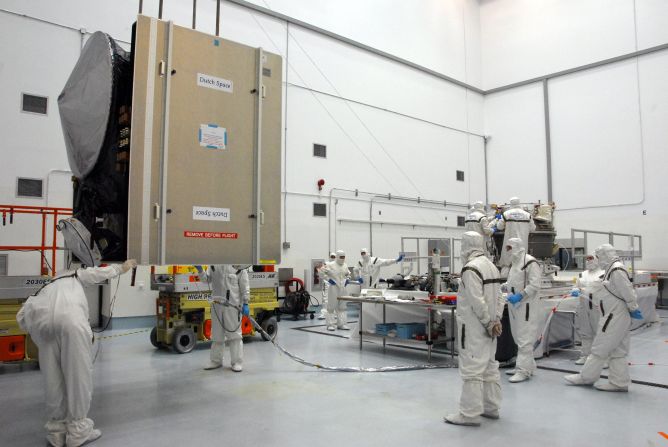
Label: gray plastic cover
xmin=58 ymin=31 xmax=115 ymax=179
xmin=57 ymin=217 xmax=102 ymax=267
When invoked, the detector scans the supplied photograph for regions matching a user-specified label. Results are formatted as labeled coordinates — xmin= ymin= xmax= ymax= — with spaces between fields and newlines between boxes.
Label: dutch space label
xmin=199 ymin=124 xmax=227 ymax=149
xmin=192 ymin=206 xmax=230 ymax=222
xmin=197 ymin=73 xmax=233 ymax=93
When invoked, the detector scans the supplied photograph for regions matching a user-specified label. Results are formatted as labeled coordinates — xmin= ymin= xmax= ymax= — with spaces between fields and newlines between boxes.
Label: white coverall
xmin=496 ymin=199 xmax=536 ymax=268
xmin=579 ymin=257 xmax=639 ymax=389
xmin=321 ymin=259 xmax=351 ymax=329
xmin=465 ymin=202 xmax=493 ymax=255
xmin=505 ymin=244 xmax=541 ymax=379
xmin=354 ymin=255 xmax=397 ymax=288
xmin=17 ymin=264 xmax=124 ymax=447
xmin=204 ymin=265 xmax=250 ymax=369
xmin=317 ymin=255 xmax=336 ymax=319
xmin=574 ymin=264 xmax=604 ymax=361
xmin=455 ymin=234 xmax=505 ymax=421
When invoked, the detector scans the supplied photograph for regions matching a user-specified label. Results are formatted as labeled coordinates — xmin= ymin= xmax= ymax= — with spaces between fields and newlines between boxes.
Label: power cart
xmin=149 ymin=266 xmax=279 ymax=353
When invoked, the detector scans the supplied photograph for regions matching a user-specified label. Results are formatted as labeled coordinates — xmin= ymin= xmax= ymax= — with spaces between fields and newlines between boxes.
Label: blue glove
xmin=570 ymin=290 xmax=580 ymax=297
xmin=242 ymin=303 xmax=250 ymax=316
xmin=396 ymin=254 xmax=404 ymax=262
xmin=507 ymin=293 xmax=523 ymax=305
xmin=491 ymin=227 xmax=497 ymax=233
xmin=495 ymin=213 xmax=502 ymax=220
xmin=345 ymin=279 xmax=350 ymax=286
xmin=328 ymin=279 xmax=336 ymax=286
xmin=357 ymin=277 xmax=364 ymax=284
xmin=629 ymin=309 xmax=643 ymax=320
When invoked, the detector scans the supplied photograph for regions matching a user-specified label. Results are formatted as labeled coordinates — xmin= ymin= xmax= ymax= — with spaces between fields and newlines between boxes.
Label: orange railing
xmin=0 ymin=205 xmax=73 ymax=276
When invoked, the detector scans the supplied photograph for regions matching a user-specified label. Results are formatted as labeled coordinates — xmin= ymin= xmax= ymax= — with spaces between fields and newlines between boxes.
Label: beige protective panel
xmin=258 ymin=52 xmax=283 ymax=265
xmin=129 ymin=16 xmax=282 ymax=265
xmin=128 ymin=16 xmax=165 ymax=265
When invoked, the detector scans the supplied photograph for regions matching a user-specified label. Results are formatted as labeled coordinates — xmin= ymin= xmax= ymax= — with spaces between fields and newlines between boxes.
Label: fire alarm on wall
xmin=317 ymin=179 xmax=325 ymax=191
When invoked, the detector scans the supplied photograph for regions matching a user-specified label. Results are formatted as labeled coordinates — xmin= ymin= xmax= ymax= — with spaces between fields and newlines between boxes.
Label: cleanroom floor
xmin=1 ymin=308 xmax=667 ymax=447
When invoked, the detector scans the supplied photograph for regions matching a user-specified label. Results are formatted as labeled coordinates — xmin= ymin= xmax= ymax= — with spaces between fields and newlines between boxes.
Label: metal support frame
xmin=158 ymin=21 xmax=174 ymax=265
xmin=570 ymin=228 xmax=642 ymax=277
xmin=400 ymin=236 xmax=456 ymax=276
xmin=542 ymin=79 xmax=553 ymax=202
xmin=0 ymin=205 xmax=73 ymax=276
xmin=252 ymin=47 xmax=265 ymax=264
xmin=215 ymin=0 xmax=221 ymax=36
xmin=328 ymin=187 xmax=468 ymax=254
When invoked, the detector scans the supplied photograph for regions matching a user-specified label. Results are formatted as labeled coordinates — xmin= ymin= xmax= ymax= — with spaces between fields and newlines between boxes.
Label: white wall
xmin=0 ymin=12 xmax=79 ymax=276
xmin=480 ymin=0 xmax=637 ymax=90
xmin=553 ymin=51 xmax=668 ymax=270
xmin=0 ymin=0 xmax=483 ymax=319
xmin=484 ymin=83 xmax=547 ymax=205
xmin=480 ymin=0 xmax=668 ymax=270
xmin=247 ymin=0 xmax=482 ymax=86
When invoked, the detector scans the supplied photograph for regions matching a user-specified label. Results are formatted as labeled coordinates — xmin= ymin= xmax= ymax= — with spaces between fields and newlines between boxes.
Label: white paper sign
xmin=199 ymin=124 xmax=227 ymax=149
xmin=197 ymin=73 xmax=233 ymax=93
xmin=193 ymin=206 xmax=231 ymax=222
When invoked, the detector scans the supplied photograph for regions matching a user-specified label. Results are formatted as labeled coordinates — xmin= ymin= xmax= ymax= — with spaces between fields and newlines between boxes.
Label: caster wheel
xmin=261 ymin=316 xmax=278 ymax=341
xmin=172 ymin=327 xmax=196 ymax=353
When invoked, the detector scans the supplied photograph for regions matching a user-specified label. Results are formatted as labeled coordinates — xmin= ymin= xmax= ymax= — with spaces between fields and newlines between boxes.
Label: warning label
xmin=184 ymin=231 xmax=238 ymax=239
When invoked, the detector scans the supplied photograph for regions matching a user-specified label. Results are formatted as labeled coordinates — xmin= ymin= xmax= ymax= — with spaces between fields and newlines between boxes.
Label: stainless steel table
xmin=339 ymin=296 xmax=456 ymax=362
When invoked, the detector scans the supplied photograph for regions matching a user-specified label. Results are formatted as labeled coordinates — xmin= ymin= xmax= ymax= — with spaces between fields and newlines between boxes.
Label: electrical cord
xmin=216 ymin=299 xmax=456 ymax=372
xmin=247 ymin=10 xmax=401 ymax=195
xmin=56 ymin=218 xmax=97 ymax=267
xmin=90 ymin=274 xmax=121 ymax=364
xmin=308 ymin=293 xmax=321 ymax=307
xmin=93 ymin=275 xmax=121 ymax=334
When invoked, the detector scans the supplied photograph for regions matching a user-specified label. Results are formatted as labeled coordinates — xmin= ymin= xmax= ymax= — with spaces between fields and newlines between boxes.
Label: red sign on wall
xmin=184 ymin=231 xmax=238 ymax=239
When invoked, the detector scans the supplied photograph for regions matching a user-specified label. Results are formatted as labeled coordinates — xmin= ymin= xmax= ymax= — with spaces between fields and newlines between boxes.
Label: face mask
xmin=336 ymin=257 xmax=345 ymax=265
xmin=361 ymin=253 xmax=370 ymax=261
xmin=585 ymin=258 xmax=597 ymax=271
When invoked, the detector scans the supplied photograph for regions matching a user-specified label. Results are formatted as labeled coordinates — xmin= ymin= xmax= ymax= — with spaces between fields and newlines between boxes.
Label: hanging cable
xmin=247 ymin=10 xmax=400 ymax=194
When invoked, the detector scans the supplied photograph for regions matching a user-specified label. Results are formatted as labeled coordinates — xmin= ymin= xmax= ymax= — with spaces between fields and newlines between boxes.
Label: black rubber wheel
xmin=150 ymin=327 xmax=159 ymax=348
xmin=309 ymin=313 xmax=315 ymax=320
xmin=260 ymin=316 xmax=278 ymax=341
xmin=172 ymin=327 xmax=197 ymax=354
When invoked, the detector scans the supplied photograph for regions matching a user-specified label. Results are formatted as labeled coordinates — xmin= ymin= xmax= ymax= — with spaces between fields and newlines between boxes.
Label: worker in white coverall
xmin=17 ymin=260 xmax=136 ymax=447
xmin=494 ymin=197 xmax=536 ymax=269
xmin=318 ymin=252 xmax=337 ymax=320
xmin=198 ymin=265 xmax=250 ymax=372
xmin=465 ymin=201 xmax=494 ymax=256
xmin=354 ymin=248 xmax=404 ymax=288
xmin=564 ymin=244 xmax=643 ymax=391
xmin=444 ymin=232 xmax=504 ymax=427
xmin=504 ymin=237 xmax=542 ymax=383
xmin=321 ymin=250 xmax=359 ymax=331
xmin=571 ymin=254 xmax=604 ymax=365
